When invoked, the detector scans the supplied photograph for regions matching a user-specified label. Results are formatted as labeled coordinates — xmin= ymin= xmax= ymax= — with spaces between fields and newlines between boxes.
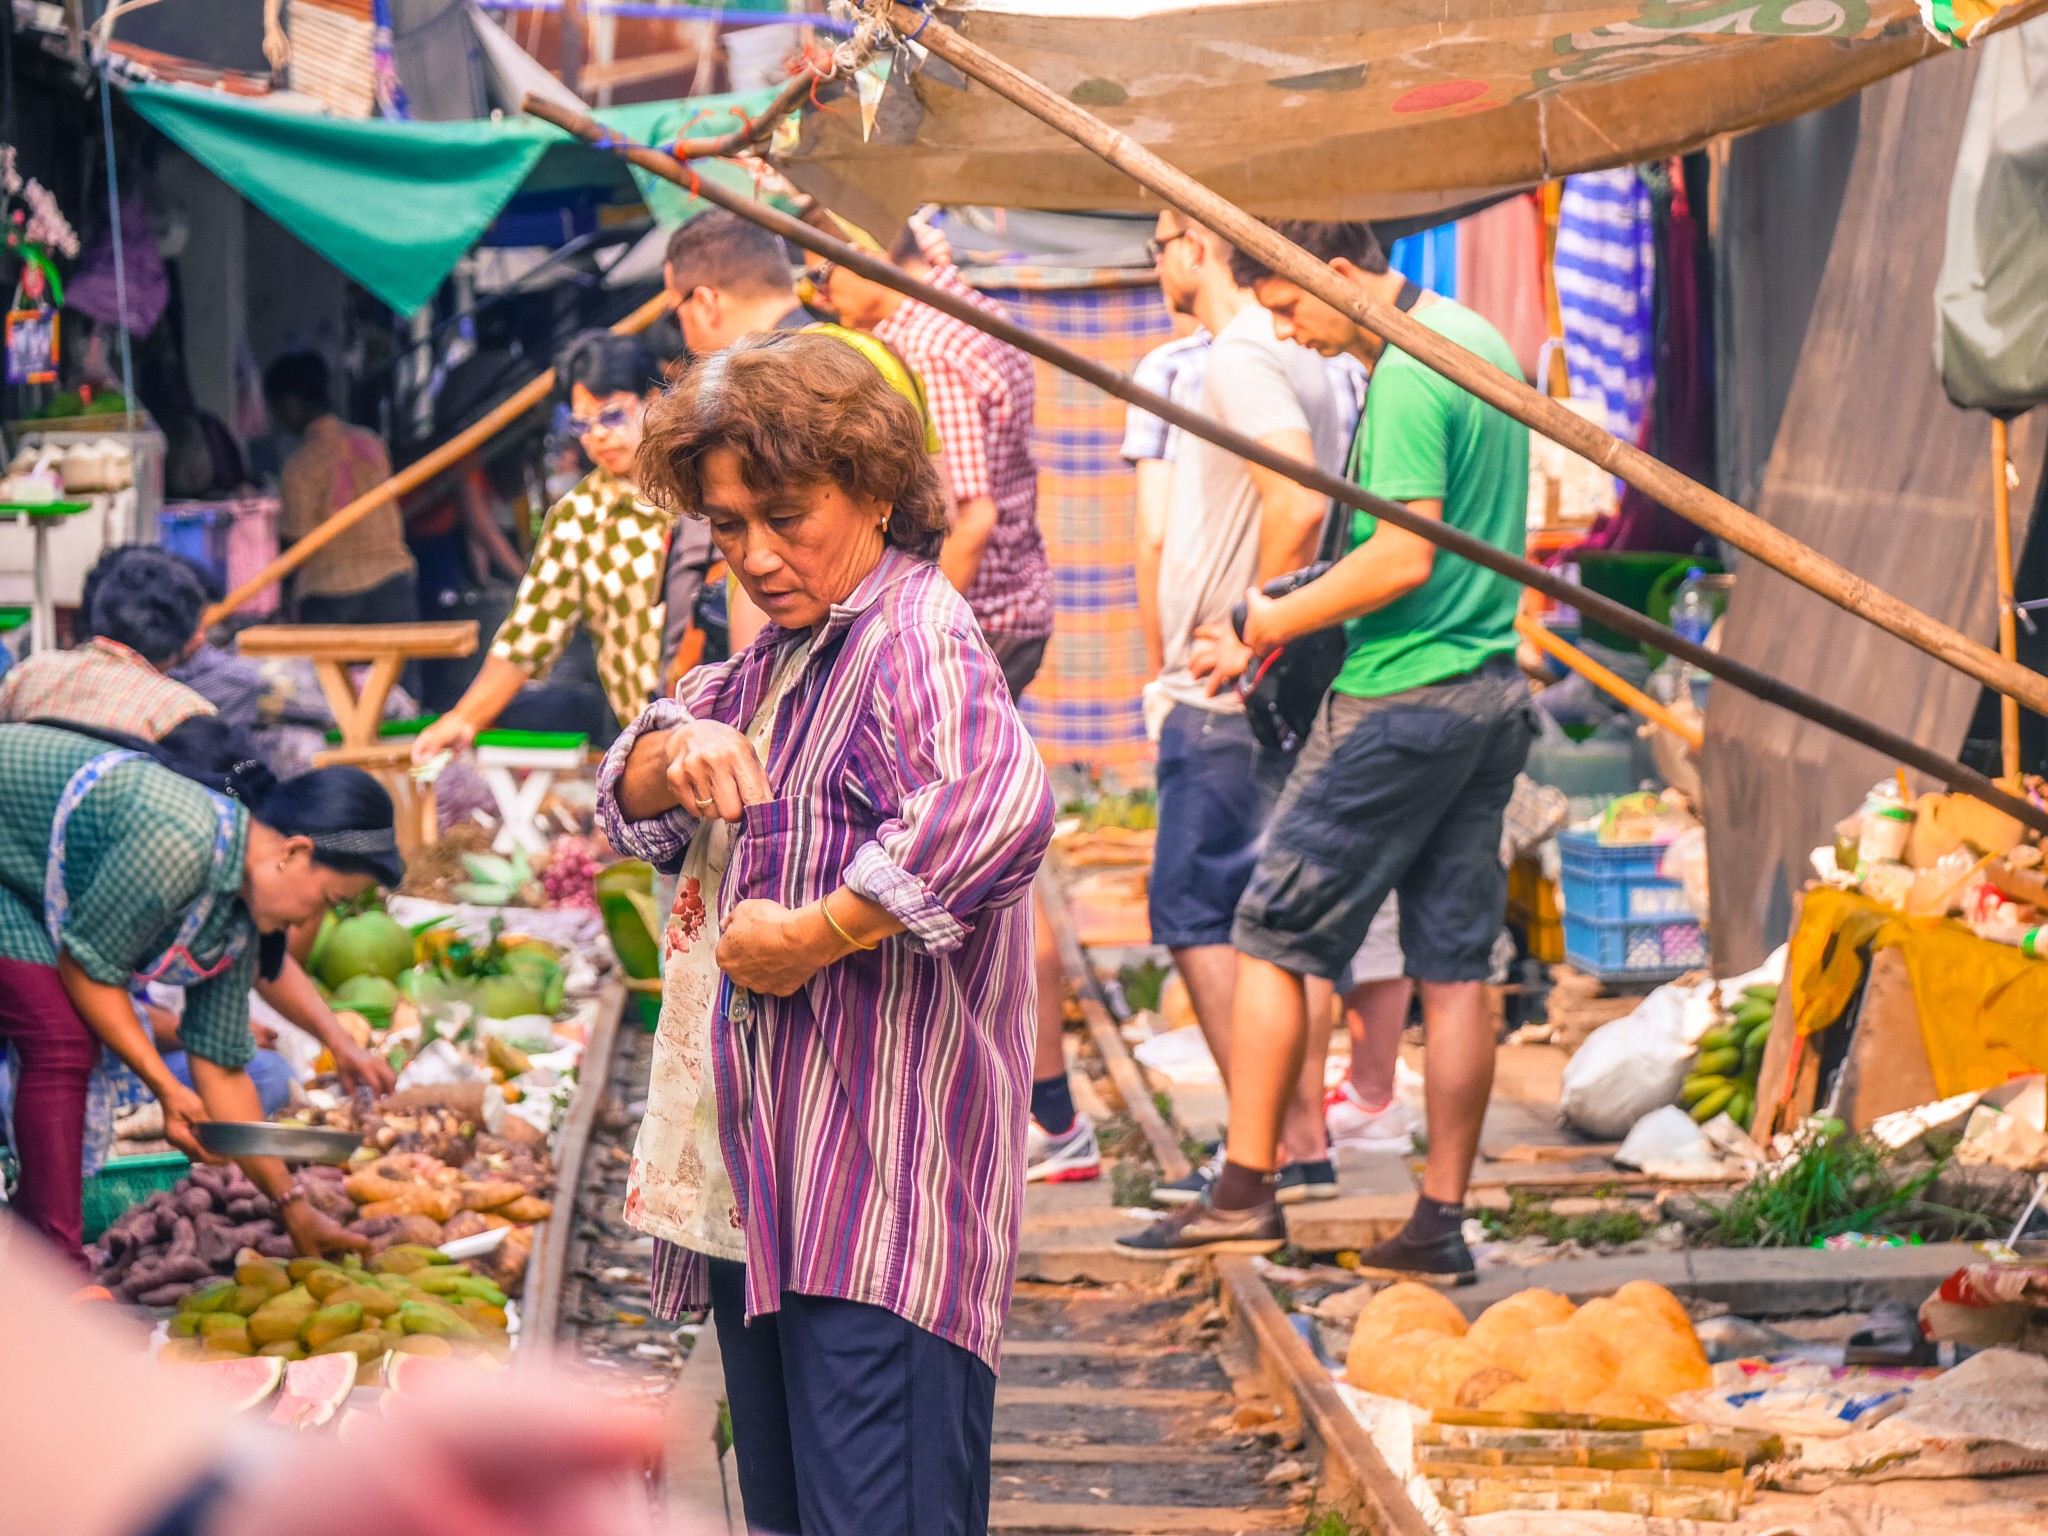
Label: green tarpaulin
xmin=124 ymin=82 xmax=788 ymax=316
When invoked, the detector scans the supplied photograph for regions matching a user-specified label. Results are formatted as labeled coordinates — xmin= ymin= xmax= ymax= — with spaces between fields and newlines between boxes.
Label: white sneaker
xmin=1326 ymin=1081 xmax=1419 ymax=1151
xmin=1025 ymin=1112 xmax=1103 ymax=1183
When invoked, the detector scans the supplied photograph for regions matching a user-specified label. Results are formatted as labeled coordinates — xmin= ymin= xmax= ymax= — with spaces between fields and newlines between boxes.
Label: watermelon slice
xmin=267 ymin=1352 xmax=358 ymax=1431
xmin=381 ymin=1351 xmax=486 ymax=1396
xmin=172 ymin=1356 xmax=284 ymax=1413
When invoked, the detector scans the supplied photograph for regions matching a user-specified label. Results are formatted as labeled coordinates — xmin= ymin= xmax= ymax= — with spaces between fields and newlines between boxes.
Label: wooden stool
xmin=474 ymin=731 xmax=589 ymax=856
xmin=238 ymin=622 xmax=479 ymax=859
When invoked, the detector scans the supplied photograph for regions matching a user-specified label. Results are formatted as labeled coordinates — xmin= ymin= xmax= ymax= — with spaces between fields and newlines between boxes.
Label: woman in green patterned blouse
xmin=0 ymin=723 xmax=404 ymax=1267
xmin=412 ymin=333 xmax=676 ymax=765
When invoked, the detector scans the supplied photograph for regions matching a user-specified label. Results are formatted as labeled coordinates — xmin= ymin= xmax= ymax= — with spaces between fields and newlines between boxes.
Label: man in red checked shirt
xmin=811 ymin=224 xmax=1094 ymax=1188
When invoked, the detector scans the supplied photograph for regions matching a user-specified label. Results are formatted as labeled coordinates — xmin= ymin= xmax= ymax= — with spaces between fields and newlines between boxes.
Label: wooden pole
xmin=1515 ymin=614 xmax=1704 ymax=751
xmin=560 ymin=0 xmax=584 ymax=95
xmin=1994 ymin=415 xmax=2020 ymax=784
xmin=876 ymin=3 xmax=2048 ymax=721
xmin=203 ymin=291 xmax=672 ymax=627
xmin=520 ymin=92 xmax=2048 ymax=839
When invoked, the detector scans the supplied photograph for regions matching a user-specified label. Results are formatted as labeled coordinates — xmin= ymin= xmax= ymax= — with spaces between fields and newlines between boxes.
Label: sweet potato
xmin=176 ymin=1185 xmax=215 ymax=1218
xmin=439 ymin=1211 xmax=490 ymax=1243
xmin=480 ymin=1225 xmax=534 ymax=1289
xmin=459 ymin=1181 xmax=525 ymax=1212
xmin=348 ymin=1215 xmax=402 ymax=1242
xmin=137 ymin=1280 xmax=201 ymax=1307
xmin=344 ymin=1170 xmax=412 ymax=1206
xmin=367 ymin=1216 xmax=444 ymax=1254
xmin=358 ymin=1187 xmax=461 ymax=1224
xmin=256 ymin=1233 xmax=294 ymax=1259
xmin=167 ymin=1216 xmax=198 ymax=1260
xmin=497 ymin=1196 xmax=552 ymax=1224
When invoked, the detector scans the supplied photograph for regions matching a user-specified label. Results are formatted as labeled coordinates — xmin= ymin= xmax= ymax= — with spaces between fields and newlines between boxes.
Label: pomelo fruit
xmin=317 ymin=911 xmax=415 ymax=988
xmin=267 ymin=1351 xmax=357 ymax=1430
xmin=329 ymin=973 xmax=400 ymax=1027
xmin=472 ymin=973 xmax=546 ymax=1021
xmin=173 ymin=1354 xmax=284 ymax=1413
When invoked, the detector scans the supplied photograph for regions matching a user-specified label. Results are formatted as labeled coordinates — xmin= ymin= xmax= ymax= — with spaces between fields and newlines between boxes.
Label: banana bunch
xmin=1679 ymin=984 xmax=1777 ymax=1130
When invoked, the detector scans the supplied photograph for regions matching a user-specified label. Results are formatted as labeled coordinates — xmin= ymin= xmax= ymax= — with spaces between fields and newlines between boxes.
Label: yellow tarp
xmin=1787 ymin=886 xmax=2048 ymax=1096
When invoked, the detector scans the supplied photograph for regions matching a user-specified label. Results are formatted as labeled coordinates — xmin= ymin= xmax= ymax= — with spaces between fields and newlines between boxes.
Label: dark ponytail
xmin=240 ymin=768 xmax=405 ymax=889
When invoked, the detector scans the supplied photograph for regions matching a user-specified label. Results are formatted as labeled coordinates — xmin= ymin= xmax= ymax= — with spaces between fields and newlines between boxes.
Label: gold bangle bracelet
xmin=821 ymin=899 xmax=877 ymax=952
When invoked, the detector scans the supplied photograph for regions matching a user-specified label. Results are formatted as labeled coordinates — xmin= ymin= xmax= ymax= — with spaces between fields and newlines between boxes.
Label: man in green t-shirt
xmin=1122 ymin=221 xmax=1534 ymax=1280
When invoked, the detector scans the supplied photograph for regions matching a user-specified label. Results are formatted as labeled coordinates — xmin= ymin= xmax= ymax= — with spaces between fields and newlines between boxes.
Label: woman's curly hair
xmin=636 ymin=330 xmax=949 ymax=560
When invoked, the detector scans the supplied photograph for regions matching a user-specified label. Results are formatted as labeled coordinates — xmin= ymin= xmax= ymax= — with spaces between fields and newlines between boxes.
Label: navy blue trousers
xmin=707 ymin=1258 xmax=995 ymax=1536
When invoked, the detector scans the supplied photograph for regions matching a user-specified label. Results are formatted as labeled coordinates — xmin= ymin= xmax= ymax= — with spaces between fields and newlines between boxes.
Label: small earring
xmin=277 ymin=860 xmax=287 ymax=871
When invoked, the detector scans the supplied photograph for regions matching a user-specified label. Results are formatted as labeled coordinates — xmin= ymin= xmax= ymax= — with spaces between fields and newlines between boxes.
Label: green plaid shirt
xmin=0 ymin=725 xmax=258 ymax=1068
xmin=488 ymin=468 xmax=673 ymax=726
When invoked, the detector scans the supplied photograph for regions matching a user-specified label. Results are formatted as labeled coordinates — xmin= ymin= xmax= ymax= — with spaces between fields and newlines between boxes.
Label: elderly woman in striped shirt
xmin=596 ymin=331 xmax=1053 ymax=1536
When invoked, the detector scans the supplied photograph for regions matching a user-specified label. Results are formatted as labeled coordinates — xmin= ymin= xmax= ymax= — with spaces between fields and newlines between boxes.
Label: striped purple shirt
xmin=596 ymin=548 xmax=1054 ymax=1369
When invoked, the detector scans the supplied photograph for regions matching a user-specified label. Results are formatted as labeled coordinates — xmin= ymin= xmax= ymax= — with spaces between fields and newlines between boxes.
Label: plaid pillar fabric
xmin=489 ymin=468 xmax=673 ymax=726
xmin=871 ymin=269 xmax=1053 ymax=642
xmin=977 ymin=282 xmax=1176 ymax=767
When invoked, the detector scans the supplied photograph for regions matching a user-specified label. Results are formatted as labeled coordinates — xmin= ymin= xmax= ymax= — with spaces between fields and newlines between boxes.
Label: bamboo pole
xmin=1515 ymin=614 xmax=1704 ymax=751
xmin=521 ymin=93 xmax=2048 ymax=839
xmin=1994 ymin=416 xmax=2020 ymax=783
xmin=203 ymin=291 xmax=673 ymax=627
xmin=874 ymin=2 xmax=2048 ymax=721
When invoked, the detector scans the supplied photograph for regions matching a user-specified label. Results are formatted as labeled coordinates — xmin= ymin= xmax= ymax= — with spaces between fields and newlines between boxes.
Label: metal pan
xmin=193 ymin=1121 xmax=363 ymax=1164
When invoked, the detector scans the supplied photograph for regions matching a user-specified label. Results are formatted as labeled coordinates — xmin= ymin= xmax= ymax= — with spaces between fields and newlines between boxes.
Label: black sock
xmin=1211 ymin=1160 xmax=1278 ymax=1212
xmin=1030 ymin=1074 xmax=1076 ymax=1136
xmin=1402 ymin=1196 xmax=1466 ymax=1244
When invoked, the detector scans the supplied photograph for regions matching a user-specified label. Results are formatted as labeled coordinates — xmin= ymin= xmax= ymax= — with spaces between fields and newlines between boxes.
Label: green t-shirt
xmin=1333 ymin=299 xmax=1529 ymax=699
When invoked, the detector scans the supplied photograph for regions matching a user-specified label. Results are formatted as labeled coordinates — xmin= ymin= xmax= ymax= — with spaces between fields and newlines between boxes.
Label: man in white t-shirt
xmin=1138 ymin=211 xmax=1356 ymax=1208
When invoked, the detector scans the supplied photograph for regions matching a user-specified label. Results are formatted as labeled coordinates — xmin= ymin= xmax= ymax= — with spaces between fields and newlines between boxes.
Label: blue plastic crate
xmin=1561 ymin=911 xmax=1709 ymax=983
xmin=1557 ymin=831 xmax=1696 ymax=922
xmin=158 ymin=506 xmax=228 ymax=585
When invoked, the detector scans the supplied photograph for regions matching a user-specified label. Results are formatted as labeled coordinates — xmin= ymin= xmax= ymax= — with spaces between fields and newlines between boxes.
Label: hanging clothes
xmin=1554 ymin=168 xmax=1657 ymax=448
xmin=1455 ymin=192 xmax=1548 ymax=381
xmin=1388 ymin=223 xmax=1459 ymax=298
xmin=1589 ymin=159 xmax=1716 ymax=554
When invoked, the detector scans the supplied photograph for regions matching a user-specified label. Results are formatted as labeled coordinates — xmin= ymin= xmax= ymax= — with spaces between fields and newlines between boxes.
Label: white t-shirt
xmin=1152 ymin=305 xmax=1354 ymax=715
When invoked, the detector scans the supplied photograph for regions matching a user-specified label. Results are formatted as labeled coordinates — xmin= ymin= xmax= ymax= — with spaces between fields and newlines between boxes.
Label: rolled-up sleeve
xmin=595 ymin=698 xmax=702 ymax=875
xmin=845 ymin=621 xmax=1053 ymax=954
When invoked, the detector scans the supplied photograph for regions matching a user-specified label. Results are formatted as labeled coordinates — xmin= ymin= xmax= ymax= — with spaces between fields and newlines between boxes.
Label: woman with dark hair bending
xmin=0 ymin=723 xmax=404 ymax=1267
xmin=598 ymin=332 xmax=1053 ymax=1535
xmin=411 ymin=330 xmax=684 ymax=761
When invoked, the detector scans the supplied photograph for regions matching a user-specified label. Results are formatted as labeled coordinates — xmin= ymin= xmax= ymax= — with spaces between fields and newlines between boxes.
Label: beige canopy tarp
xmin=784 ymin=0 xmax=2042 ymax=230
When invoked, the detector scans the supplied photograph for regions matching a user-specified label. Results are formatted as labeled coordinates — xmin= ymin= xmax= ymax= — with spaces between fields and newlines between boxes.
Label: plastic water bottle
xmin=1669 ymin=568 xmax=1715 ymax=647
xmin=1667 ymin=569 xmax=1716 ymax=712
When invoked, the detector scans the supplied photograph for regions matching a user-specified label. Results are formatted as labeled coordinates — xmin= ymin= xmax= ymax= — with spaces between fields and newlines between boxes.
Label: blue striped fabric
xmin=1554 ymin=168 xmax=1657 ymax=447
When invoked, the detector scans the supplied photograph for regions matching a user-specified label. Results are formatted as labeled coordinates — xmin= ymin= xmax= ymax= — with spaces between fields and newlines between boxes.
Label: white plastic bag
xmin=1614 ymin=1104 xmax=1719 ymax=1171
xmin=1558 ymin=979 xmax=1711 ymax=1138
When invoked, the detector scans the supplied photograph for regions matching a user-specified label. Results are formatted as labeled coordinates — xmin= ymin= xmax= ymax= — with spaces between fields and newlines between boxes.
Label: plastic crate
xmin=1561 ymin=911 xmax=1708 ymax=982
xmin=81 ymin=1151 xmax=189 ymax=1244
xmin=158 ymin=505 xmax=228 ymax=586
xmin=1557 ymin=832 xmax=1695 ymax=921
xmin=1558 ymin=830 xmax=1705 ymax=981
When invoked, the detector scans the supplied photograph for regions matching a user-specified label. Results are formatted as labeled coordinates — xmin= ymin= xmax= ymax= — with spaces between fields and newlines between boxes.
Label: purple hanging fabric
xmin=374 ymin=0 xmax=411 ymax=120
xmin=63 ymin=190 xmax=168 ymax=336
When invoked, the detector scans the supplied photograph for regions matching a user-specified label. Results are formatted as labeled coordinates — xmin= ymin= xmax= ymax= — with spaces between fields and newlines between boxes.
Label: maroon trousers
xmin=0 ymin=955 xmax=100 ymax=1265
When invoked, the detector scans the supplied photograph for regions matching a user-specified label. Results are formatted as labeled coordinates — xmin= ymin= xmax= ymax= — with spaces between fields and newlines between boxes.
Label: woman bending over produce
xmin=0 ymin=723 xmax=403 ymax=1267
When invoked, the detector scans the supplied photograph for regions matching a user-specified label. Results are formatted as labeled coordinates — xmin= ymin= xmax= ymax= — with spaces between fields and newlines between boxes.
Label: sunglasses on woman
xmin=568 ymin=403 xmax=640 ymax=436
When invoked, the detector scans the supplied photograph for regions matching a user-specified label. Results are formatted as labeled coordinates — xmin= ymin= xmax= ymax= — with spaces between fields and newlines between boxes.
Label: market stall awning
xmin=123 ymin=80 xmax=787 ymax=315
xmin=784 ymin=0 xmax=2048 ymax=231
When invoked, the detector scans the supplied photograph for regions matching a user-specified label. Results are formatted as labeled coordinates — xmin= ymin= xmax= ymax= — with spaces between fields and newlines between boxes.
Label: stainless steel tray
xmin=192 ymin=1121 xmax=363 ymax=1164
